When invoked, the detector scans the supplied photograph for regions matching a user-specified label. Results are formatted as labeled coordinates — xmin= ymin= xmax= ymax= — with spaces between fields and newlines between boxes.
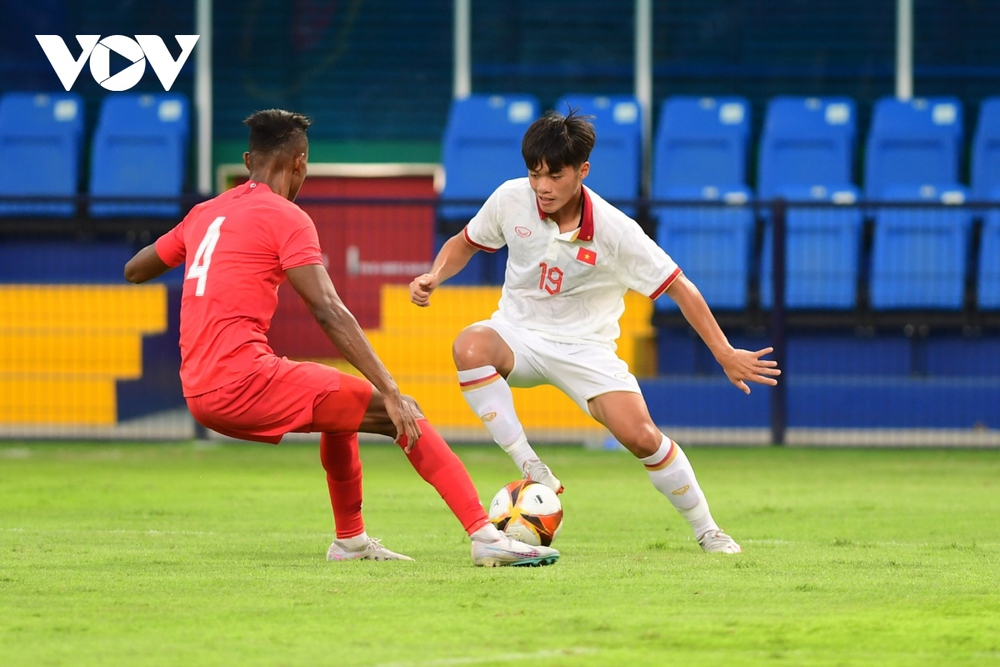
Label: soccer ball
xmin=488 ymin=479 xmax=563 ymax=547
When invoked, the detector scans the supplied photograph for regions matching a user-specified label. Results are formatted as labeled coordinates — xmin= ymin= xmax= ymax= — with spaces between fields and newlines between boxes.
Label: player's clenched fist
xmin=410 ymin=273 xmax=439 ymax=307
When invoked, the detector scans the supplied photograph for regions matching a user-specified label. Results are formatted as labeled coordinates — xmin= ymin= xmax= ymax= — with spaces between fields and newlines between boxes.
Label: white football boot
xmin=521 ymin=458 xmax=564 ymax=495
xmin=471 ymin=533 xmax=560 ymax=567
xmin=697 ymin=529 xmax=742 ymax=554
xmin=326 ymin=536 xmax=414 ymax=562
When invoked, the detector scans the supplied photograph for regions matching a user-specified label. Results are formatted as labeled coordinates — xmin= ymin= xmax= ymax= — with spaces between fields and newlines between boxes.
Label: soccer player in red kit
xmin=124 ymin=109 xmax=558 ymax=567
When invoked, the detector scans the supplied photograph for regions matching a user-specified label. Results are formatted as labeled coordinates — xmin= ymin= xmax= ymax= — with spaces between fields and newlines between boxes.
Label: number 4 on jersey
xmin=186 ymin=216 xmax=225 ymax=296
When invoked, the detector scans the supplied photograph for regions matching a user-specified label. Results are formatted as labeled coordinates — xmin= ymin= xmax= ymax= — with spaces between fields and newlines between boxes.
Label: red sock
xmin=319 ymin=432 xmax=365 ymax=539
xmin=398 ymin=419 xmax=490 ymax=535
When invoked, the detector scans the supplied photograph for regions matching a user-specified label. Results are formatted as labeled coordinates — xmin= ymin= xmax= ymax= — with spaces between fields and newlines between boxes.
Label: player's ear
xmin=579 ymin=161 xmax=590 ymax=179
xmin=293 ymin=151 xmax=308 ymax=176
xmin=243 ymin=151 xmax=251 ymax=171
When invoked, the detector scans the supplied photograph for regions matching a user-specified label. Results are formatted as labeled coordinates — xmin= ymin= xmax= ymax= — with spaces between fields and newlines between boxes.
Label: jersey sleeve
xmin=463 ymin=187 xmax=507 ymax=252
xmin=616 ymin=221 xmax=682 ymax=300
xmin=276 ymin=207 xmax=324 ymax=270
xmin=154 ymin=219 xmax=187 ymax=268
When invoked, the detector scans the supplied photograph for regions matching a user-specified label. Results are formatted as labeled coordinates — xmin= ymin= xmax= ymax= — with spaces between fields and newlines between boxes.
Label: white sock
xmin=458 ymin=365 xmax=537 ymax=470
xmin=335 ymin=531 xmax=369 ymax=550
xmin=470 ymin=523 xmax=502 ymax=543
xmin=640 ymin=435 xmax=719 ymax=539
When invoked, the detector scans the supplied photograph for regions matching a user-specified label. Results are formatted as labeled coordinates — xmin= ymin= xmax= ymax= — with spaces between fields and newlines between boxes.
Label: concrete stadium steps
xmin=340 ymin=285 xmax=658 ymax=432
xmin=364 ymin=332 xmax=457 ymax=375
xmin=0 ymin=332 xmax=143 ymax=376
xmin=0 ymin=378 xmax=117 ymax=424
xmin=0 ymin=285 xmax=168 ymax=425
xmin=0 ymin=285 xmax=167 ymax=331
xmin=379 ymin=286 xmax=499 ymax=333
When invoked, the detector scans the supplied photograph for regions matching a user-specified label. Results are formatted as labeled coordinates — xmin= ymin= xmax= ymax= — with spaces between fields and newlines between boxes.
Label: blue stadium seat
xmin=760 ymin=185 xmax=863 ymax=309
xmin=89 ymin=94 xmax=190 ymax=217
xmin=864 ymin=97 xmax=963 ymax=199
xmin=555 ymin=94 xmax=641 ymax=215
xmin=979 ymin=188 xmax=1000 ymax=310
xmin=757 ymin=96 xmax=856 ymax=200
xmin=654 ymin=185 xmax=754 ymax=311
xmin=439 ymin=94 xmax=538 ymax=221
xmin=971 ymin=97 xmax=1000 ymax=201
xmin=870 ymin=185 xmax=973 ymax=310
xmin=652 ymin=96 xmax=750 ymax=196
xmin=0 ymin=92 xmax=83 ymax=216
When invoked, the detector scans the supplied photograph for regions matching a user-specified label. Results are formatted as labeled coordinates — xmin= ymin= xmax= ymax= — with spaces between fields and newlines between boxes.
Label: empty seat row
xmin=655 ymin=182 xmax=999 ymax=312
xmin=655 ymin=95 xmax=1000 ymax=201
xmin=439 ymin=93 xmax=1000 ymax=311
xmin=440 ymin=93 xmax=1000 ymax=205
xmin=0 ymin=92 xmax=189 ymax=217
xmin=653 ymin=96 xmax=997 ymax=311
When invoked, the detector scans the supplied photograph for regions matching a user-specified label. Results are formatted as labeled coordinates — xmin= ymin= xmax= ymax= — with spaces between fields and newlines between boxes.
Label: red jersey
xmin=155 ymin=181 xmax=323 ymax=396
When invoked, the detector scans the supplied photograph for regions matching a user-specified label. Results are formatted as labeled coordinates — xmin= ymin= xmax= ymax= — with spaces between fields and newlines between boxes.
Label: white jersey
xmin=464 ymin=178 xmax=681 ymax=348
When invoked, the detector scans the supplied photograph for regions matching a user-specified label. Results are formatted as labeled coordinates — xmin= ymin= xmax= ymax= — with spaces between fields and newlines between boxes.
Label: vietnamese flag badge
xmin=576 ymin=247 xmax=597 ymax=265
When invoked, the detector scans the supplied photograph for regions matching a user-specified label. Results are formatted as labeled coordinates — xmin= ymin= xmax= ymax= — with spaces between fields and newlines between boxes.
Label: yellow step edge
xmin=0 ymin=378 xmax=116 ymax=425
xmin=0 ymin=285 xmax=167 ymax=332
xmin=0 ymin=333 xmax=143 ymax=376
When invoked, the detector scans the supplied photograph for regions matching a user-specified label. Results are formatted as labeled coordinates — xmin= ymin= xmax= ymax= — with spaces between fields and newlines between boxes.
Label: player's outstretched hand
xmin=719 ymin=346 xmax=781 ymax=395
xmin=384 ymin=391 xmax=423 ymax=452
xmin=410 ymin=273 xmax=439 ymax=307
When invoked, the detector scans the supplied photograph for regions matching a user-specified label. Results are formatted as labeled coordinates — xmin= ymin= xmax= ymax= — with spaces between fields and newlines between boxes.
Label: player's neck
xmin=549 ymin=190 xmax=584 ymax=233
xmin=247 ymin=165 xmax=293 ymax=199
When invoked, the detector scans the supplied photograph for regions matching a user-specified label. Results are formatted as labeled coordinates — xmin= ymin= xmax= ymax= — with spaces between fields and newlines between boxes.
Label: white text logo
xmin=35 ymin=35 xmax=199 ymax=92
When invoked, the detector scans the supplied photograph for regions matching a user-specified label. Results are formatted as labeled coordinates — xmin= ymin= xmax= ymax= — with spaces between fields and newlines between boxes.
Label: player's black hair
xmin=521 ymin=108 xmax=596 ymax=173
xmin=243 ymin=109 xmax=312 ymax=156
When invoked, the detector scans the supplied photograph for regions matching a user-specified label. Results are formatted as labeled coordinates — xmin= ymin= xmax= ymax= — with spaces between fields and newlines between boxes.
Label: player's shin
xmin=319 ymin=432 xmax=366 ymax=539
xmin=640 ymin=434 xmax=720 ymax=539
xmin=457 ymin=366 xmax=537 ymax=469
xmin=397 ymin=419 xmax=491 ymax=535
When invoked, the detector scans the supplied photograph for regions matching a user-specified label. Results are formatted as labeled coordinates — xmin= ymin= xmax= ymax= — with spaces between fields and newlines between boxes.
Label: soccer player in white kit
xmin=410 ymin=109 xmax=780 ymax=553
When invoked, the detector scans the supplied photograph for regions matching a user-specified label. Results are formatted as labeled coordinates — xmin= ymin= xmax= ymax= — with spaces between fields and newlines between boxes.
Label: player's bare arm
xmin=410 ymin=231 xmax=480 ymax=306
xmin=287 ymin=263 xmax=422 ymax=448
xmin=124 ymin=244 xmax=172 ymax=284
xmin=666 ymin=273 xmax=781 ymax=394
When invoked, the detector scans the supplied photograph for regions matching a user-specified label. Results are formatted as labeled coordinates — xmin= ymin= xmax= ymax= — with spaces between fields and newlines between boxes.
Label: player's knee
xmin=621 ymin=423 xmax=663 ymax=458
xmin=452 ymin=328 xmax=492 ymax=369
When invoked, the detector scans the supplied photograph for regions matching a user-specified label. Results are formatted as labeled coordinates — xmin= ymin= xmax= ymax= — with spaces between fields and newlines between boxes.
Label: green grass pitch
xmin=1 ymin=442 xmax=999 ymax=666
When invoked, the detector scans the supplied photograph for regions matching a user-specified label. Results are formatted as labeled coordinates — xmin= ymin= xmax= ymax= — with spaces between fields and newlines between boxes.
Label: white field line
xmin=373 ymin=648 xmax=598 ymax=667
xmin=0 ymin=527 xmax=331 ymax=538
xmin=3 ymin=530 xmax=999 ymax=550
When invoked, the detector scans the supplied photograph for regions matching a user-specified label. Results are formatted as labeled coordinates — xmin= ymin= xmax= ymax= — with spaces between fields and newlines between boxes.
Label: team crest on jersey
xmin=514 ymin=226 xmax=532 ymax=238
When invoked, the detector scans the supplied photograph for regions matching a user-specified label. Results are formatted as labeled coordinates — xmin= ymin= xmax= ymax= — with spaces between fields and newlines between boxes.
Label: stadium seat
xmin=870 ymin=185 xmax=973 ymax=310
xmin=654 ymin=185 xmax=754 ymax=311
xmin=864 ymin=97 xmax=963 ymax=199
xmin=979 ymin=188 xmax=1000 ymax=310
xmin=971 ymin=97 xmax=1000 ymax=201
xmin=757 ymin=96 xmax=856 ymax=200
xmin=0 ymin=92 xmax=84 ymax=216
xmin=89 ymin=93 xmax=190 ymax=217
xmin=555 ymin=94 xmax=641 ymax=215
xmin=652 ymin=96 xmax=750 ymax=196
xmin=760 ymin=185 xmax=863 ymax=309
xmin=439 ymin=94 xmax=539 ymax=222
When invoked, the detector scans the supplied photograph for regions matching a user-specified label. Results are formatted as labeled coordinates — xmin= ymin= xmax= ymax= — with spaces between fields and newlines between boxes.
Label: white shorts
xmin=479 ymin=318 xmax=642 ymax=416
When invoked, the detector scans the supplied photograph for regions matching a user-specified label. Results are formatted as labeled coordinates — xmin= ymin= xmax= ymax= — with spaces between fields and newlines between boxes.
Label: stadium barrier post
xmin=769 ymin=198 xmax=788 ymax=445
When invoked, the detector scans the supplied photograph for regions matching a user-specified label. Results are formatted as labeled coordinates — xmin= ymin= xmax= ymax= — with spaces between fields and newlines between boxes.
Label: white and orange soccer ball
xmin=488 ymin=479 xmax=563 ymax=547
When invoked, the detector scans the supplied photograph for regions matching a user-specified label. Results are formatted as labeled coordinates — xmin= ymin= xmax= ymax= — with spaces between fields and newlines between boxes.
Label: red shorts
xmin=186 ymin=357 xmax=373 ymax=444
